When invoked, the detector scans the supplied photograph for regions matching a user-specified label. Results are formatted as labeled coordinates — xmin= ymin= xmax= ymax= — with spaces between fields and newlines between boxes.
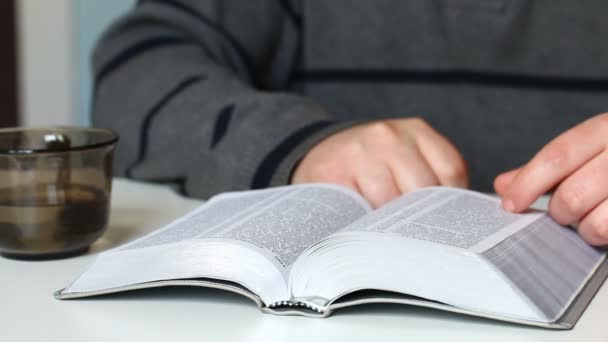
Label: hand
xmin=495 ymin=113 xmax=608 ymax=246
xmin=291 ymin=118 xmax=468 ymax=208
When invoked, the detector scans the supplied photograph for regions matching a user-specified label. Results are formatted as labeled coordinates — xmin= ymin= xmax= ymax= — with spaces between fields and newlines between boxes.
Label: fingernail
xmin=503 ymin=199 xmax=516 ymax=212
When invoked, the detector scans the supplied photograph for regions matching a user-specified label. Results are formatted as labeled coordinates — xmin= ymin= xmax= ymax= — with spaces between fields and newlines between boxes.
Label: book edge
xmin=327 ymin=295 xmax=569 ymax=329
xmin=555 ymin=255 xmax=608 ymax=328
xmin=54 ymin=278 xmax=265 ymax=309
xmin=323 ymin=256 xmax=608 ymax=330
xmin=51 ymin=257 xmax=608 ymax=328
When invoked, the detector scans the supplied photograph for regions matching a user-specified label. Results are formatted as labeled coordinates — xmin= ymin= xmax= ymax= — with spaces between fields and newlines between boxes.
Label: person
xmin=92 ymin=0 xmax=608 ymax=246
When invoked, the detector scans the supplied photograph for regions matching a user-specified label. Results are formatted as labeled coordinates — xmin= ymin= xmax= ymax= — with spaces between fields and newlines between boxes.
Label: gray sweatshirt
xmin=92 ymin=0 xmax=608 ymax=198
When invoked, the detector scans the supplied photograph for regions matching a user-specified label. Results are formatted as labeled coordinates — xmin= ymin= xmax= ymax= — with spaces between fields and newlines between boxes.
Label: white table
xmin=2 ymin=179 xmax=607 ymax=342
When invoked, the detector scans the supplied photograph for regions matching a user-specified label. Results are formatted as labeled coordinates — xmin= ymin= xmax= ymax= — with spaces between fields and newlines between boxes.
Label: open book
xmin=56 ymin=184 xmax=608 ymax=329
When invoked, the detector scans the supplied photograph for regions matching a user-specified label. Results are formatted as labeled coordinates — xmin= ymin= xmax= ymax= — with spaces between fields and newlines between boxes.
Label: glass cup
xmin=0 ymin=126 xmax=118 ymax=259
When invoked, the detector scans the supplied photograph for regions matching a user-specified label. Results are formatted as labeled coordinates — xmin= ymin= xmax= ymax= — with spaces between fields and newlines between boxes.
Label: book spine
xmin=268 ymin=300 xmax=326 ymax=313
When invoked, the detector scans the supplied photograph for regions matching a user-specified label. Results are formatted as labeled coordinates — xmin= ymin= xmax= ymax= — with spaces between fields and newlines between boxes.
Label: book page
xmin=119 ymin=186 xmax=288 ymax=250
xmin=122 ymin=183 xmax=371 ymax=270
xmin=205 ymin=184 xmax=371 ymax=270
xmin=294 ymin=186 xmax=605 ymax=322
xmin=342 ymin=187 xmax=538 ymax=250
xmin=62 ymin=184 xmax=371 ymax=304
xmin=288 ymin=186 xmax=546 ymax=318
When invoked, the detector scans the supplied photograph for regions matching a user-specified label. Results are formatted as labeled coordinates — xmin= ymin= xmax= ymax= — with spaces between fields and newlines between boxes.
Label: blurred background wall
xmin=75 ymin=0 xmax=135 ymax=126
xmin=13 ymin=0 xmax=135 ymax=127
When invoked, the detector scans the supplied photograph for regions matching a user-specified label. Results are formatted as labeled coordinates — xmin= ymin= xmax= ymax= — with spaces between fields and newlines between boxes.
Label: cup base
xmin=0 ymin=246 xmax=90 ymax=261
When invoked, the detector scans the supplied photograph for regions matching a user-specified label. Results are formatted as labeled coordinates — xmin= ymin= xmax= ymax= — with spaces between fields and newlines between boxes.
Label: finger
xmin=548 ymin=151 xmax=608 ymax=225
xmin=494 ymin=167 xmax=521 ymax=195
xmin=578 ymin=198 xmax=608 ymax=246
xmin=411 ymin=121 xmax=469 ymax=188
xmin=354 ymin=162 xmax=401 ymax=208
xmin=503 ymin=115 xmax=608 ymax=212
xmin=388 ymin=143 xmax=440 ymax=194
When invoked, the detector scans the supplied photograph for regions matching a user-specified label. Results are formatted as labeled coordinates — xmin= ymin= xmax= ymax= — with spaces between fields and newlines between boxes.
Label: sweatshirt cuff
xmin=251 ymin=120 xmax=363 ymax=189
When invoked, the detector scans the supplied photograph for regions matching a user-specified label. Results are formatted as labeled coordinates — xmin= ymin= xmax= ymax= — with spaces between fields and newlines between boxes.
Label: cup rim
xmin=0 ymin=126 xmax=119 ymax=154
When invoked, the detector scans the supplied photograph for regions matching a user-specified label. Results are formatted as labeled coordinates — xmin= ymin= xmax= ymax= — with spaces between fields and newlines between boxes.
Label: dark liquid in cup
xmin=0 ymin=183 xmax=109 ymax=259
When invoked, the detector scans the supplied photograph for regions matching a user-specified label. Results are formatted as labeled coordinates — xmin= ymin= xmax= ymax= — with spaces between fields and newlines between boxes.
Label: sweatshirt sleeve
xmin=91 ymin=0 xmax=353 ymax=198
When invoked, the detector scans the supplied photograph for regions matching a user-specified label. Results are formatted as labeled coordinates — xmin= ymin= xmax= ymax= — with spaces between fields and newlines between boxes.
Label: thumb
xmin=494 ymin=167 xmax=521 ymax=196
